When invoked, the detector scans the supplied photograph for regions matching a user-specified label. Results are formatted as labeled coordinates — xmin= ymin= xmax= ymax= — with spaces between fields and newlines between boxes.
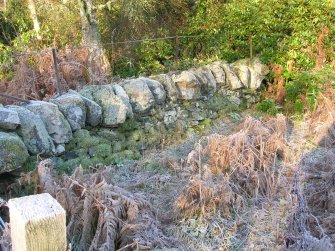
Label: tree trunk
xmin=78 ymin=0 xmax=111 ymax=83
xmin=27 ymin=0 xmax=42 ymax=40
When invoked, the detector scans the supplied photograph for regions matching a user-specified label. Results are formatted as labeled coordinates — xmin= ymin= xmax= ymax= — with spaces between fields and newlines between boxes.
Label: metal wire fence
xmin=0 ymin=34 xmax=211 ymax=104
xmin=8 ymin=34 xmax=208 ymax=58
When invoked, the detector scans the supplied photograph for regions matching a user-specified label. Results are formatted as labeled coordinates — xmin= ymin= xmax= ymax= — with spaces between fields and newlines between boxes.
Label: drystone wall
xmin=0 ymin=58 xmax=269 ymax=173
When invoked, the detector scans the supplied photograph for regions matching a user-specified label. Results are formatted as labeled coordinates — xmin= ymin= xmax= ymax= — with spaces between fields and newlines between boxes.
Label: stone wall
xmin=0 ymin=58 xmax=269 ymax=173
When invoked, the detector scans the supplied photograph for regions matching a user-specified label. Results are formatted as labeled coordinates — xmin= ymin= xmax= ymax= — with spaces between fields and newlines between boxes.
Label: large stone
xmin=6 ymin=106 xmax=55 ymax=155
xmin=150 ymin=74 xmax=178 ymax=103
xmin=26 ymin=101 xmax=72 ymax=144
xmin=112 ymin=84 xmax=134 ymax=118
xmin=0 ymin=132 xmax=29 ymax=173
xmin=50 ymin=94 xmax=86 ymax=131
xmin=141 ymin=78 xmax=166 ymax=104
xmin=207 ymin=62 xmax=226 ymax=86
xmin=232 ymin=62 xmax=250 ymax=88
xmin=79 ymin=86 xmax=95 ymax=100
xmin=68 ymin=90 xmax=102 ymax=127
xmin=190 ymin=67 xmax=217 ymax=93
xmin=91 ymin=85 xmax=127 ymax=126
xmin=171 ymin=71 xmax=201 ymax=100
xmin=0 ymin=107 xmax=20 ymax=130
xmin=122 ymin=79 xmax=155 ymax=114
xmin=221 ymin=63 xmax=244 ymax=90
xmin=232 ymin=58 xmax=270 ymax=90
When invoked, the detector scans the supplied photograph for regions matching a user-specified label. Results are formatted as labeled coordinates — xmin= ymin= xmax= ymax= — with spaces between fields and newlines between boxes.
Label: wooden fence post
xmin=249 ymin=34 xmax=253 ymax=60
xmin=175 ymin=35 xmax=179 ymax=67
xmin=8 ymin=193 xmax=66 ymax=251
xmin=111 ymin=29 xmax=116 ymax=77
xmin=52 ymin=48 xmax=62 ymax=96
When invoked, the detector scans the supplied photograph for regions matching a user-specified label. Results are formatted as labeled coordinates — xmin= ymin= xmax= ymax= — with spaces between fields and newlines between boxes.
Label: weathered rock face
xmin=207 ymin=62 xmax=226 ymax=86
xmin=26 ymin=101 xmax=72 ymax=144
xmin=0 ymin=131 xmax=29 ymax=173
xmin=50 ymin=94 xmax=87 ymax=131
xmin=141 ymin=78 xmax=166 ymax=105
xmin=68 ymin=90 xmax=102 ymax=127
xmin=171 ymin=71 xmax=201 ymax=100
xmin=0 ymin=107 xmax=20 ymax=130
xmin=6 ymin=106 xmax=55 ymax=155
xmin=112 ymin=84 xmax=134 ymax=118
xmin=91 ymin=85 xmax=128 ymax=127
xmin=221 ymin=63 xmax=244 ymax=90
xmin=122 ymin=79 xmax=155 ymax=114
xmin=232 ymin=63 xmax=251 ymax=88
xmin=232 ymin=58 xmax=270 ymax=90
xmin=190 ymin=67 xmax=217 ymax=93
xmin=164 ymin=110 xmax=177 ymax=128
xmin=78 ymin=85 xmax=95 ymax=100
xmin=150 ymin=74 xmax=178 ymax=103
xmin=55 ymin=144 xmax=65 ymax=155
xmin=80 ymin=85 xmax=128 ymax=127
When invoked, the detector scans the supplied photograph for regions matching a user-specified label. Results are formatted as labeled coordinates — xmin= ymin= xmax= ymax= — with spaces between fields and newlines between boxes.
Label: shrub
xmin=284 ymin=68 xmax=334 ymax=113
xmin=182 ymin=0 xmax=334 ymax=68
xmin=257 ymin=99 xmax=281 ymax=115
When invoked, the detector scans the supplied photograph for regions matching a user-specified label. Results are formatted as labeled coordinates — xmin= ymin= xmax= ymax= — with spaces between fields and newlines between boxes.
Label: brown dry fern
xmin=36 ymin=160 xmax=177 ymax=251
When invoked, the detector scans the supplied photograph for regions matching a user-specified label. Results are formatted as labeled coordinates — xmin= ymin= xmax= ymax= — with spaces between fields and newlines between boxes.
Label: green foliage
xmin=114 ymin=29 xmax=175 ymax=76
xmin=5 ymin=0 xmax=32 ymax=35
xmin=113 ymin=57 xmax=141 ymax=78
xmin=284 ymin=68 xmax=334 ymax=113
xmin=256 ymin=99 xmax=281 ymax=115
xmin=181 ymin=0 xmax=335 ymax=68
xmin=37 ymin=0 xmax=82 ymax=47
xmin=136 ymin=30 xmax=174 ymax=74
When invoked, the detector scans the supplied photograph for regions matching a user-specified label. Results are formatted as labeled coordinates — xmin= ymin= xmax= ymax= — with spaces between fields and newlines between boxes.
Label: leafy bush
xmin=135 ymin=29 xmax=174 ymax=74
xmin=284 ymin=68 xmax=334 ymax=113
xmin=181 ymin=0 xmax=335 ymax=68
xmin=256 ymin=99 xmax=281 ymax=115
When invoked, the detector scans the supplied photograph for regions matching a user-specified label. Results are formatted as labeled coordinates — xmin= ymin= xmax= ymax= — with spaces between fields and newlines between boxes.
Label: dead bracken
xmin=36 ymin=160 xmax=178 ymax=251
xmin=177 ymin=115 xmax=288 ymax=218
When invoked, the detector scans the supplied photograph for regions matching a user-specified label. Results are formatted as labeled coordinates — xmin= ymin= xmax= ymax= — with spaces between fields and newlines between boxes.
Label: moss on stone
xmin=112 ymin=141 xmax=123 ymax=152
xmin=58 ymin=155 xmax=105 ymax=174
xmin=91 ymin=143 xmax=112 ymax=158
xmin=206 ymin=95 xmax=230 ymax=112
xmin=119 ymin=118 xmax=139 ymax=133
xmin=58 ymin=158 xmax=81 ymax=174
xmin=66 ymin=129 xmax=110 ymax=152
xmin=95 ymin=128 xmax=125 ymax=141
xmin=130 ymin=130 xmax=141 ymax=142
xmin=0 ymin=132 xmax=29 ymax=173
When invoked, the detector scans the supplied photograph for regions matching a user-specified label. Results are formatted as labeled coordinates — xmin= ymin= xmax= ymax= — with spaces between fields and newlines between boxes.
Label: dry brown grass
xmin=315 ymin=26 xmax=330 ymax=71
xmin=306 ymin=87 xmax=335 ymax=147
xmin=177 ymin=115 xmax=288 ymax=218
xmin=269 ymin=64 xmax=286 ymax=105
xmin=36 ymin=160 xmax=177 ymax=251
xmin=176 ymin=176 xmax=235 ymax=218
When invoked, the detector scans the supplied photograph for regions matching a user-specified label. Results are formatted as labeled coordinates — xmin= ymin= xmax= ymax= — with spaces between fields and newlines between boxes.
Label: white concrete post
xmin=8 ymin=193 xmax=66 ymax=251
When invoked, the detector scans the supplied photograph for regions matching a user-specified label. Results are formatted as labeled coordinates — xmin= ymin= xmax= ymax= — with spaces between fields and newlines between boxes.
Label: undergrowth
xmin=177 ymin=115 xmax=287 ymax=218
